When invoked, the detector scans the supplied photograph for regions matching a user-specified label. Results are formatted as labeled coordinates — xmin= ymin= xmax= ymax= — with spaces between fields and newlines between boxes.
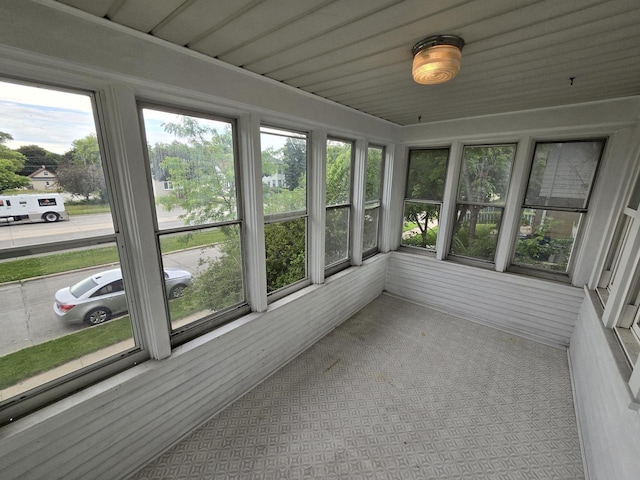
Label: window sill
xmin=508 ymin=264 xmax=572 ymax=284
xmin=614 ymin=327 xmax=640 ymax=368
xmin=398 ymin=245 xmax=437 ymax=257
xmin=585 ymin=288 xmax=640 ymax=408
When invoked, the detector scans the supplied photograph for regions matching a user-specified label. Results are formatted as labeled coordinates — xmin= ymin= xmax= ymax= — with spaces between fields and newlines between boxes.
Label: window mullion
xmin=628 ymin=361 xmax=640 ymax=404
xmin=351 ymin=138 xmax=367 ymax=266
xmin=495 ymin=137 xmax=530 ymax=272
xmin=437 ymin=141 xmax=462 ymax=259
xmin=378 ymin=143 xmax=398 ymax=252
xmin=239 ymin=112 xmax=267 ymax=312
xmin=101 ymin=85 xmax=171 ymax=359
xmin=603 ymin=220 xmax=640 ymax=328
xmin=309 ymin=128 xmax=327 ymax=284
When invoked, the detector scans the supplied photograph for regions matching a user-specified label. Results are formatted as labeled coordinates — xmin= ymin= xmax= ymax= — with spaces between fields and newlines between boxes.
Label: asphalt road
xmin=0 ymin=208 xmax=186 ymax=249
xmin=0 ymin=210 xmax=222 ymax=357
xmin=0 ymin=246 xmax=220 ymax=357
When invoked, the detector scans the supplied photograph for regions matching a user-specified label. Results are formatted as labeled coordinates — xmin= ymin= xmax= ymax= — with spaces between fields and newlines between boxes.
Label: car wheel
xmin=85 ymin=307 xmax=111 ymax=325
xmin=42 ymin=212 xmax=60 ymax=222
xmin=169 ymin=284 xmax=187 ymax=299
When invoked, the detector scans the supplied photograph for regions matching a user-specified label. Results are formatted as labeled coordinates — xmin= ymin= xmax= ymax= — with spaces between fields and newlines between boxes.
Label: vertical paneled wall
xmin=0 ymin=255 xmax=387 ymax=480
xmin=386 ymin=252 xmax=584 ymax=347
xmin=570 ymin=293 xmax=640 ymax=480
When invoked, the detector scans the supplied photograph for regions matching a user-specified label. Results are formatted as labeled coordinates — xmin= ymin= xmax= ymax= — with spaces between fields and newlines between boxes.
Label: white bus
xmin=0 ymin=194 xmax=69 ymax=223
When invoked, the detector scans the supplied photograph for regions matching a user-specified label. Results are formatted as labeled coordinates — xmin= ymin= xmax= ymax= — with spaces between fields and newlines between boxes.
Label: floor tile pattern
xmin=131 ymin=294 xmax=583 ymax=479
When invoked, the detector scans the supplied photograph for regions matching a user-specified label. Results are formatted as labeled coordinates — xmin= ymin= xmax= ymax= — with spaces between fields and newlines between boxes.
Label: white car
xmin=54 ymin=267 xmax=192 ymax=325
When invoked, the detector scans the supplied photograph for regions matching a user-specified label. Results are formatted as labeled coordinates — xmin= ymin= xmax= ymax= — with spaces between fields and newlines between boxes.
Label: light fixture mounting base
xmin=412 ymin=35 xmax=465 ymax=56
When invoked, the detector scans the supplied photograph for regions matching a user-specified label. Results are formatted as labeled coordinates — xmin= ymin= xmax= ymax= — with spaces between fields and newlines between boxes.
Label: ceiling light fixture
xmin=412 ymin=35 xmax=465 ymax=85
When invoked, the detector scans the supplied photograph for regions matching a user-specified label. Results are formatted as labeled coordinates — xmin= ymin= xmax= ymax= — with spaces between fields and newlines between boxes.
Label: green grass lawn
xmin=0 ymin=317 xmax=133 ymax=390
xmin=0 ymin=247 xmax=119 ymax=283
xmin=0 ymin=229 xmax=217 ymax=389
xmin=0 ymin=229 xmax=226 ymax=283
xmin=65 ymin=203 xmax=112 ymax=215
xmin=0 ymin=297 xmax=202 ymax=389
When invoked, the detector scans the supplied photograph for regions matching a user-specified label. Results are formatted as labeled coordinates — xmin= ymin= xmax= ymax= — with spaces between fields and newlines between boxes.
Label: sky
xmin=0 ymin=81 xmax=200 ymax=154
xmin=0 ymin=80 xmax=291 ymax=155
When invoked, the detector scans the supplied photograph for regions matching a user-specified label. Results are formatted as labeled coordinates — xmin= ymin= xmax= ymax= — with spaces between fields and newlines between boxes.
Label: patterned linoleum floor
xmin=131 ymin=294 xmax=584 ymax=480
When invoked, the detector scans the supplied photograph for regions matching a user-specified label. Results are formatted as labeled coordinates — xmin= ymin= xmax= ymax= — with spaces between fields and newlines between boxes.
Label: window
xmin=0 ymin=79 xmax=143 ymax=418
xmin=363 ymin=145 xmax=384 ymax=256
xmin=598 ymin=174 xmax=640 ymax=368
xmin=513 ymin=140 xmax=604 ymax=273
xmin=402 ymin=148 xmax=449 ymax=252
xmin=450 ymin=145 xmax=515 ymax=262
xmin=325 ymin=138 xmax=353 ymax=271
xmin=141 ymin=106 xmax=247 ymax=340
xmin=260 ymin=126 xmax=308 ymax=295
xmin=617 ymin=268 xmax=640 ymax=365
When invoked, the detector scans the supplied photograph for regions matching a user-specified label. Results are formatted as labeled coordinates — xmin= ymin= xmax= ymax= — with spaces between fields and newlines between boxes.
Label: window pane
xmin=261 ymin=127 xmax=307 ymax=216
xmin=457 ymin=145 xmax=515 ymax=205
xmin=265 ymin=218 xmax=306 ymax=293
xmin=513 ymin=209 xmax=582 ymax=272
xmin=628 ymin=175 xmax=640 ymax=210
xmin=405 ymin=148 xmax=448 ymax=201
xmin=158 ymin=225 xmax=244 ymax=330
xmin=450 ymin=205 xmax=503 ymax=261
xmin=1 ymin=244 xmax=135 ymax=399
xmin=0 ymin=80 xmax=135 ymax=402
xmin=325 ymin=206 xmax=350 ymax=266
xmin=326 ymin=139 xmax=352 ymax=205
xmin=365 ymin=147 xmax=383 ymax=202
xmin=142 ymin=109 xmax=238 ymax=228
xmin=363 ymin=206 xmax=379 ymax=252
xmin=525 ymin=141 xmax=603 ymax=209
xmin=402 ymin=202 xmax=440 ymax=251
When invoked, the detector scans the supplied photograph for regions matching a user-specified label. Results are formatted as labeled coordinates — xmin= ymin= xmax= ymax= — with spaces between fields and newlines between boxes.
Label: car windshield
xmin=69 ymin=277 xmax=99 ymax=298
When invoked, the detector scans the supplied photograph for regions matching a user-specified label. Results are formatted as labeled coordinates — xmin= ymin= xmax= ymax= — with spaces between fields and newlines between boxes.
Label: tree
xmin=403 ymin=149 xmax=448 ymax=248
xmin=282 ymin=137 xmax=306 ymax=190
xmin=0 ymin=132 xmax=30 ymax=192
xmin=16 ymin=145 xmax=62 ymax=175
xmin=181 ymin=227 xmax=244 ymax=312
xmin=264 ymin=219 xmax=306 ymax=292
xmin=150 ymin=117 xmax=248 ymax=311
xmin=450 ymin=146 xmax=514 ymax=259
xmin=69 ymin=133 xmax=101 ymax=165
xmin=325 ymin=142 xmax=351 ymax=263
xmin=325 ymin=142 xmax=351 ymax=204
xmin=156 ymin=120 xmax=237 ymax=225
xmin=55 ymin=162 xmax=105 ymax=201
xmin=57 ymin=134 xmax=108 ymax=202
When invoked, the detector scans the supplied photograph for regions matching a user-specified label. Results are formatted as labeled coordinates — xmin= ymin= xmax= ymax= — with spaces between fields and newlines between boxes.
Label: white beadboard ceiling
xmin=55 ymin=0 xmax=640 ymax=126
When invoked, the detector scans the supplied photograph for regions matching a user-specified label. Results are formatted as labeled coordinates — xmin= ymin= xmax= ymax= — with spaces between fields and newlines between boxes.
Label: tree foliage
xmin=450 ymin=146 xmax=514 ymax=259
xmin=55 ymin=162 xmax=106 ymax=201
xmin=55 ymin=133 xmax=107 ymax=201
xmin=403 ymin=149 xmax=448 ymax=249
xmin=264 ymin=219 xmax=306 ymax=292
xmin=16 ymin=145 xmax=62 ymax=175
xmin=282 ymin=137 xmax=306 ymax=190
xmin=365 ymin=147 xmax=383 ymax=202
xmin=181 ymin=227 xmax=244 ymax=312
xmin=0 ymin=132 xmax=30 ymax=192
xmin=154 ymin=118 xmax=237 ymax=225
xmin=324 ymin=141 xmax=352 ymax=264
xmin=326 ymin=142 xmax=351 ymax=205
xmin=69 ymin=133 xmax=101 ymax=166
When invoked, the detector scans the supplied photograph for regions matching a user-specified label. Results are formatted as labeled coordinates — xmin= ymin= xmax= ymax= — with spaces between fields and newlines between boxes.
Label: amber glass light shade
xmin=412 ymin=44 xmax=462 ymax=85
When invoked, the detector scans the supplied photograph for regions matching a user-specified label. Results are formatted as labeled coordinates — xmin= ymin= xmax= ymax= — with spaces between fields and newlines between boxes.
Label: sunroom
xmin=1 ymin=1 xmax=640 ymax=479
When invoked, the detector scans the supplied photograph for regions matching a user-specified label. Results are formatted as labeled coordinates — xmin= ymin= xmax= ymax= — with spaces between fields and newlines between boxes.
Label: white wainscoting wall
xmin=385 ymin=251 xmax=584 ymax=348
xmin=569 ymin=290 xmax=640 ymax=480
xmin=0 ymin=255 xmax=387 ymax=480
